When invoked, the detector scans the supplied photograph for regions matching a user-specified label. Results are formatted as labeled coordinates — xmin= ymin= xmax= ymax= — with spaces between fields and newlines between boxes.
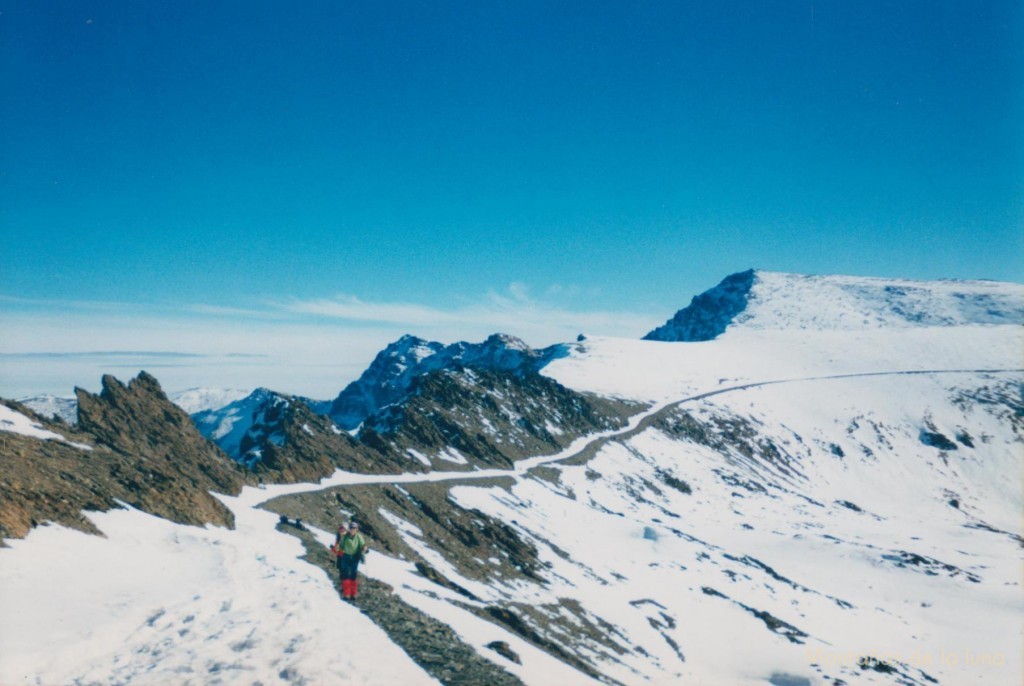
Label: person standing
xmin=335 ymin=522 xmax=368 ymax=600
xmin=330 ymin=524 xmax=348 ymax=591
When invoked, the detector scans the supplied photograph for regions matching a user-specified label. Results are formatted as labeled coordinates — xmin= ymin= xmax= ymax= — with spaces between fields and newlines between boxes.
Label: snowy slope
xmin=170 ymin=387 xmax=252 ymax=414
xmin=447 ymin=368 xmax=1022 ymax=685
xmin=0 ymin=504 xmax=439 ymax=686
xmin=0 ymin=403 xmax=91 ymax=450
xmin=391 ymin=322 xmax=1020 ymax=685
xmin=645 ymin=270 xmax=1024 ymax=341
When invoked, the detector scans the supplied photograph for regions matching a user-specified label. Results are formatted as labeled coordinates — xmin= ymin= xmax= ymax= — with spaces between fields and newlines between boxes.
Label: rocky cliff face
xmin=0 ymin=373 xmax=248 ymax=542
xmin=643 ymin=269 xmax=756 ymax=341
xmin=237 ymin=396 xmax=409 ymax=483
xmin=360 ymin=367 xmax=633 ymax=471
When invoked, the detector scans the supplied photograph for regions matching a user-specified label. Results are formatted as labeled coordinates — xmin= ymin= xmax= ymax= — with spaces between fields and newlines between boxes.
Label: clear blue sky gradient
xmin=2 ymin=1 xmax=1022 ymax=326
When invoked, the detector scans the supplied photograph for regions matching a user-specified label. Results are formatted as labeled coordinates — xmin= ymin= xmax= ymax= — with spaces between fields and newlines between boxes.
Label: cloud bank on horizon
xmin=0 ymin=284 xmax=661 ymax=398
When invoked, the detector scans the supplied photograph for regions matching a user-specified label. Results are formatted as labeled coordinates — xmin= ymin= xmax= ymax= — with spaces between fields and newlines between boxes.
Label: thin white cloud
xmin=274 ymin=286 xmax=658 ymax=340
xmin=0 ymin=294 xmax=136 ymax=312
xmin=189 ymin=303 xmax=277 ymax=318
xmin=0 ymin=285 xmax=664 ymax=397
xmin=279 ymin=295 xmax=467 ymax=326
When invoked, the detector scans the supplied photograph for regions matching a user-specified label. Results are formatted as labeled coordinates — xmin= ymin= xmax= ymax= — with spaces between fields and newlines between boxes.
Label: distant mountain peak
xmin=327 ymin=333 xmax=567 ymax=430
xmin=170 ymin=387 xmax=251 ymax=415
xmin=644 ymin=269 xmax=1024 ymax=341
xmin=189 ymin=387 xmax=288 ymax=461
xmin=16 ymin=393 xmax=78 ymax=425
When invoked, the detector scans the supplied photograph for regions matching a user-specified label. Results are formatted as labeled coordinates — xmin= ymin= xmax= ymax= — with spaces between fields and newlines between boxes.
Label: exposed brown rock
xmin=1 ymin=372 xmax=249 ymax=542
xmin=360 ymin=367 xmax=634 ymax=470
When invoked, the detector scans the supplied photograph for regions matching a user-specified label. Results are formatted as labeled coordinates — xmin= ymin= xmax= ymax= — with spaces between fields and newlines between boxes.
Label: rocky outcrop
xmin=361 ymin=367 xmax=631 ymax=470
xmin=240 ymin=397 xmax=409 ymax=483
xmin=0 ymin=373 xmax=249 ymax=542
xmin=233 ymin=365 xmax=633 ymax=479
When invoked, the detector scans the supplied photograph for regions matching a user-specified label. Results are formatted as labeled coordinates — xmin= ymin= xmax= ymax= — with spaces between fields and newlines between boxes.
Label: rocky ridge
xmin=361 ymin=366 xmax=634 ymax=471
xmin=0 ymin=373 xmax=248 ymax=541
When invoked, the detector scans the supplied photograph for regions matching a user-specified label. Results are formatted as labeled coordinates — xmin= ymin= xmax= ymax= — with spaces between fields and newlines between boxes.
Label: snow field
xmin=443 ymin=368 xmax=1023 ymax=685
xmin=0 ymin=403 xmax=91 ymax=450
xmin=0 ymin=502 xmax=439 ymax=686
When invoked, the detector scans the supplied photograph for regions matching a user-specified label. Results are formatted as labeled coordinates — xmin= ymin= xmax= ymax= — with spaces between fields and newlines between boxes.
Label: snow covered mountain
xmin=191 ymin=387 xmax=293 ymax=465
xmin=193 ymin=357 xmax=629 ymax=479
xmin=328 ymin=333 xmax=567 ymax=430
xmin=644 ymin=269 xmax=1024 ymax=341
xmin=168 ymin=387 xmax=252 ymax=414
xmin=1 ymin=271 xmax=1022 ymax=686
xmin=16 ymin=393 xmax=78 ymax=425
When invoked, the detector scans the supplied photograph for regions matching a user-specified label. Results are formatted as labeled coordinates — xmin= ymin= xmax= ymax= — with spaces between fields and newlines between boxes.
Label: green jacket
xmin=339 ymin=532 xmax=367 ymax=558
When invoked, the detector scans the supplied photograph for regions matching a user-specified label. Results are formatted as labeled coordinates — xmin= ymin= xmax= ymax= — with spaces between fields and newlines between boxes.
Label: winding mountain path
xmin=237 ymin=367 xmax=1022 ymax=509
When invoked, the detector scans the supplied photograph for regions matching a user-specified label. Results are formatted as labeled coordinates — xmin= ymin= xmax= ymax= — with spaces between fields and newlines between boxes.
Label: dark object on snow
xmin=277 ymin=515 xmax=306 ymax=530
xmin=920 ymin=430 xmax=957 ymax=451
xmin=415 ymin=561 xmax=479 ymax=601
xmin=576 ymin=333 xmax=587 ymax=342
xmin=486 ymin=641 xmax=521 ymax=664
xmin=656 ymin=469 xmax=691 ymax=494
xmin=643 ymin=526 xmax=659 ymax=541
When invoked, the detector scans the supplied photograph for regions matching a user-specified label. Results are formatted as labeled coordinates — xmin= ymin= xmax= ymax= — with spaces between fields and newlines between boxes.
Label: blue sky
xmin=1 ymin=1 xmax=1021 ymax=396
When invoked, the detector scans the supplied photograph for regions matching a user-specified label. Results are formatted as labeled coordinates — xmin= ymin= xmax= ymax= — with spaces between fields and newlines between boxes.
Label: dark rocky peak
xmin=1 ymin=372 xmax=249 ymax=542
xmin=74 ymin=372 xmax=246 ymax=497
xmin=644 ymin=269 xmax=756 ymax=342
xmin=241 ymin=397 xmax=408 ymax=483
xmin=327 ymin=335 xmax=446 ymax=430
xmin=329 ymin=333 xmax=568 ymax=430
xmin=359 ymin=366 xmax=633 ymax=471
xmin=77 ymin=371 xmax=207 ymax=452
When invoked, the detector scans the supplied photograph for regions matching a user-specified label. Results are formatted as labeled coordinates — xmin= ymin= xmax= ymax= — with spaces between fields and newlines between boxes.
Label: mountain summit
xmin=328 ymin=333 xmax=566 ymax=430
xmin=644 ymin=269 xmax=1024 ymax=341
